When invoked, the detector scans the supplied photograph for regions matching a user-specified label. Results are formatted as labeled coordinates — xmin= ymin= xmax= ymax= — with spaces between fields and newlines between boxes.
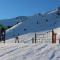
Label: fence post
xmin=3 ymin=31 xmax=5 ymax=43
xmin=32 ymin=38 xmax=34 ymax=43
xmin=52 ymin=29 xmax=56 ymax=43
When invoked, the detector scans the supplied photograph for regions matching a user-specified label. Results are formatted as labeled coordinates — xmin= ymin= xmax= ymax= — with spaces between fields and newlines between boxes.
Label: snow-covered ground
xmin=6 ymin=29 xmax=59 ymax=44
xmin=0 ymin=43 xmax=60 ymax=60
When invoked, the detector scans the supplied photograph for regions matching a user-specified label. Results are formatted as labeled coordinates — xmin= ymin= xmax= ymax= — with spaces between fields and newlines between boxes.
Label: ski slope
xmin=0 ymin=43 xmax=60 ymax=60
xmin=5 ymin=8 xmax=60 ymax=41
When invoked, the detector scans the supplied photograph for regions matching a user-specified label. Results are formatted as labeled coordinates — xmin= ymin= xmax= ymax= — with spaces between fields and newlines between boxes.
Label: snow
xmin=5 ymin=8 xmax=60 ymax=41
xmin=0 ymin=7 xmax=59 ymax=42
xmin=0 ymin=43 xmax=59 ymax=60
xmin=0 ymin=7 xmax=60 ymax=60
xmin=6 ymin=22 xmax=22 ymax=32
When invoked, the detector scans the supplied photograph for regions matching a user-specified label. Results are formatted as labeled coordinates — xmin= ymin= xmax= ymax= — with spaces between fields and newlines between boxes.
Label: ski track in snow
xmin=0 ymin=43 xmax=60 ymax=60
xmin=0 ymin=45 xmax=18 ymax=57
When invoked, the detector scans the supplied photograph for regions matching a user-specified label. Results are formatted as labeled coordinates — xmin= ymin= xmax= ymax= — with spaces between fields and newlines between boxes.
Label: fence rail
xmin=32 ymin=30 xmax=54 ymax=43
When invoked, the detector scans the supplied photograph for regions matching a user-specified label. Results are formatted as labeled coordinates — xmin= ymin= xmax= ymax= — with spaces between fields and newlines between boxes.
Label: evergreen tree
xmin=0 ymin=25 xmax=7 ymax=43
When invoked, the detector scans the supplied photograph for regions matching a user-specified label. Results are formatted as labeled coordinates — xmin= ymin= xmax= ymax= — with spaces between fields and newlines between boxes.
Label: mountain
xmin=0 ymin=16 xmax=28 ymax=28
xmin=5 ymin=7 xmax=60 ymax=41
xmin=0 ymin=7 xmax=60 ymax=42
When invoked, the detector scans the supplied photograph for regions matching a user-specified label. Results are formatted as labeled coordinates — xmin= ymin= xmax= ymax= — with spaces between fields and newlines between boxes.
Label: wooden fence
xmin=32 ymin=30 xmax=56 ymax=43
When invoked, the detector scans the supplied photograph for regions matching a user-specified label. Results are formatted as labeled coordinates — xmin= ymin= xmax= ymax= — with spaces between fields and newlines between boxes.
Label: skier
xmin=15 ymin=36 xmax=19 ymax=43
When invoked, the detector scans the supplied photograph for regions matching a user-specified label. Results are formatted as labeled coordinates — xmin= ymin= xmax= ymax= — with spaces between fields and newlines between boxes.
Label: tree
xmin=0 ymin=25 xmax=7 ymax=30
xmin=0 ymin=25 xmax=7 ymax=43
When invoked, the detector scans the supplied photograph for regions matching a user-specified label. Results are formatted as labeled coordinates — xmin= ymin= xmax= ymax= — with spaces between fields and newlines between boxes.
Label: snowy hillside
xmin=0 ymin=43 xmax=60 ymax=60
xmin=5 ymin=8 xmax=60 ymax=41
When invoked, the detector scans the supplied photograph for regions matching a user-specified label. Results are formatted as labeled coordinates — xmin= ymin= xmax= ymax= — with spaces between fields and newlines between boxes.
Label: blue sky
xmin=0 ymin=0 xmax=60 ymax=19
